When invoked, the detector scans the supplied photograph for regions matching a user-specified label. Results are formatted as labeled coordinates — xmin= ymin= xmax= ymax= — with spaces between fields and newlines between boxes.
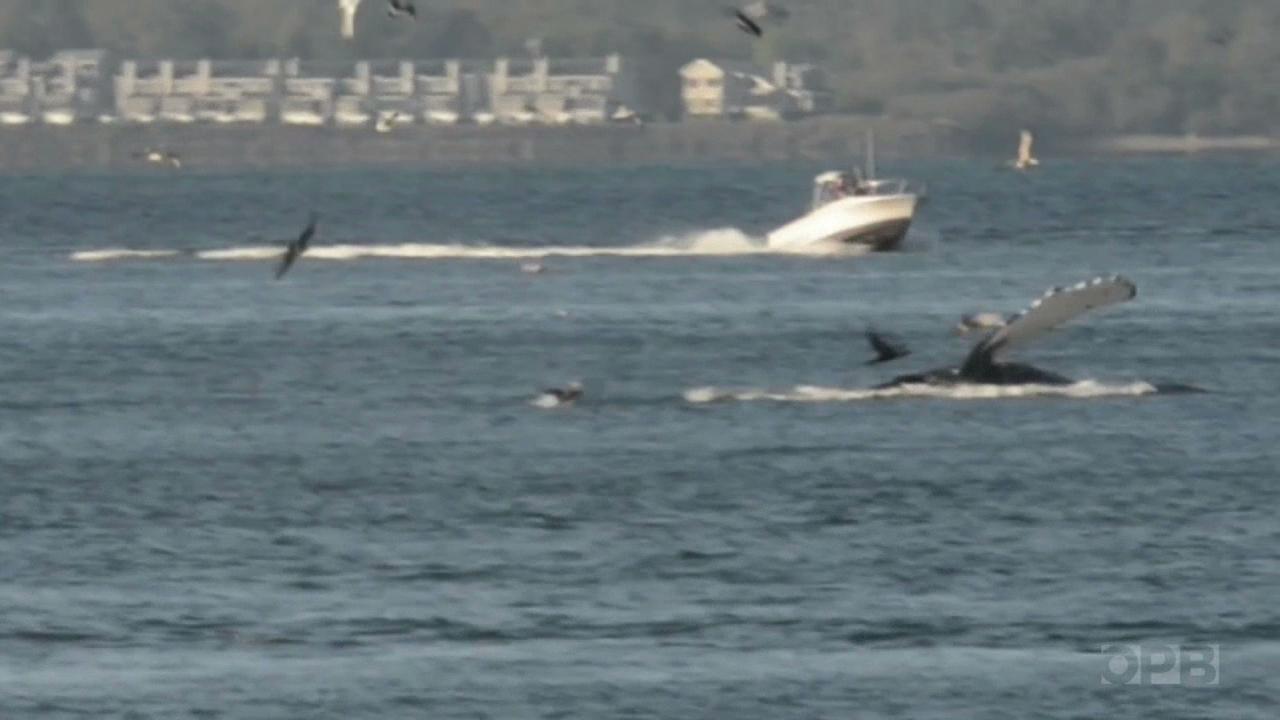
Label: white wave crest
xmin=70 ymin=249 xmax=183 ymax=262
xmin=68 ymin=228 xmax=867 ymax=264
xmin=196 ymin=246 xmax=282 ymax=261
xmin=684 ymin=380 xmax=1159 ymax=404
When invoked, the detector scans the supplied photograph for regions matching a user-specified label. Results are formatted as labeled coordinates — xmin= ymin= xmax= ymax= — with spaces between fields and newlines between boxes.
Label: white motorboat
xmin=767 ymin=133 xmax=921 ymax=252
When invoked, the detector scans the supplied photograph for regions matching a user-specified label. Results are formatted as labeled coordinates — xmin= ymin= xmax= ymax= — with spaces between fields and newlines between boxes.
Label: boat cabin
xmin=811 ymin=171 xmax=909 ymax=210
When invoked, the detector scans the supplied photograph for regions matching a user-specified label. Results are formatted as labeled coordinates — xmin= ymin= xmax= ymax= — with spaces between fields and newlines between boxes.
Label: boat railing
xmin=862 ymin=178 xmax=911 ymax=194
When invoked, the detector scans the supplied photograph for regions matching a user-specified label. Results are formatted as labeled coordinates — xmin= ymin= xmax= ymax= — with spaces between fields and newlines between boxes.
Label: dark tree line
xmin=1 ymin=0 xmax=1277 ymax=136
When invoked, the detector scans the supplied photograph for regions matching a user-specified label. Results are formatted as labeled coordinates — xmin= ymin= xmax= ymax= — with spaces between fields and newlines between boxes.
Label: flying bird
xmin=375 ymin=111 xmax=403 ymax=133
xmin=727 ymin=1 xmax=789 ymax=37
xmin=731 ymin=9 xmax=762 ymax=36
xmin=954 ymin=312 xmax=1008 ymax=335
xmin=534 ymin=382 xmax=583 ymax=408
xmin=864 ymin=329 xmax=911 ymax=365
xmin=275 ymin=212 xmax=318 ymax=280
xmin=338 ymin=0 xmax=363 ymax=39
xmin=1013 ymin=129 xmax=1039 ymax=170
xmin=387 ymin=0 xmax=416 ymax=18
xmin=133 ymin=148 xmax=181 ymax=168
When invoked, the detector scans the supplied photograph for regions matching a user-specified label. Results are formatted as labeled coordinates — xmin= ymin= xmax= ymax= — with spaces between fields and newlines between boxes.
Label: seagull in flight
xmin=1012 ymin=129 xmax=1039 ymax=170
xmin=727 ymin=1 xmax=789 ymax=37
xmin=864 ymin=329 xmax=911 ymax=365
xmin=133 ymin=148 xmax=181 ymax=168
xmin=387 ymin=0 xmax=416 ymax=19
xmin=375 ymin=110 xmax=403 ymax=133
xmin=338 ymin=0 xmax=363 ymax=39
xmin=954 ymin=312 xmax=1008 ymax=335
xmin=275 ymin=212 xmax=318 ymax=280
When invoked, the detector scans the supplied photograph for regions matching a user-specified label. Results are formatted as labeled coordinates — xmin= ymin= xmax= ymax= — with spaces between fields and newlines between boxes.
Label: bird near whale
xmin=864 ymin=328 xmax=911 ymax=365
xmin=954 ymin=311 xmax=1008 ymax=335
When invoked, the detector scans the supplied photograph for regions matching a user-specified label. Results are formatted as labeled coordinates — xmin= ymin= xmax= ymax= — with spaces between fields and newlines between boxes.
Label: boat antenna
xmin=864 ymin=128 xmax=876 ymax=180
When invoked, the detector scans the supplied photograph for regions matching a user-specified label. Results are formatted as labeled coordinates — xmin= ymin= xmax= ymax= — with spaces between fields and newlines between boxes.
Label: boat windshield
xmin=811 ymin=173 xmax=909 ymax=209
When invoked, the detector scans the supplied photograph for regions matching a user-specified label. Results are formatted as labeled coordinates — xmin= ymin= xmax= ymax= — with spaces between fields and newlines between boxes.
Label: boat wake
xmin=71 ymin=249 xmax=184 ymax=262
xmin=683 ymin=380 xmax=1159 ymax=404
xmin=68 ymin=228 xmax=866 ymax=264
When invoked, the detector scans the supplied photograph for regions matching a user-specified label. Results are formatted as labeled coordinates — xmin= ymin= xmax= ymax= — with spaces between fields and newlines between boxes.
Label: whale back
xmin=962 ymin=275 xmax=1136 ymax=372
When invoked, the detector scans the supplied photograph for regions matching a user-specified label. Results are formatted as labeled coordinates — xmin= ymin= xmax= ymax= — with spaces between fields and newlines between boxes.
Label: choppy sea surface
xmin=2 ymin=158 xmax=1279 ymax=719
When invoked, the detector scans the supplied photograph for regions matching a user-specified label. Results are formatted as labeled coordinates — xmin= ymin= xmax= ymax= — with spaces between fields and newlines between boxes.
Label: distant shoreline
xmin=0 ymin=120 xmax=1275 ymax=173
xmin=1095 ymin=134 xmax=1279 ymax=154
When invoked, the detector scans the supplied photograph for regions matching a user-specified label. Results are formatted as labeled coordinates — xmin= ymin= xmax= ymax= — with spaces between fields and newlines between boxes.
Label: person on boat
xmin=843 ymin=170 xmax=869 ymax=196
xmin=836 ymin=173 xmax=857 ymax=198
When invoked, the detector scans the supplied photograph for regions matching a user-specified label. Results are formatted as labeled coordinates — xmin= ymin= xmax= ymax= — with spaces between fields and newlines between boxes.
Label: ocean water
xmin=2 ymin=157 xmax=1279 ymax=719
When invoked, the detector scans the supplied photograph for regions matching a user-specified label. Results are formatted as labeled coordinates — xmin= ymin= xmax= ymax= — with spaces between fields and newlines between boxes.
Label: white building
xmin=87 ymin=51 xmax=645 ymax=128
xmin=679 ymin=58 xmax=830 ymax=120
xmin=115 ymin=57 xmax=483 ymax=127
xmin=116 ymin=59 xmax=279 ymax=123
xmin=0 ymin=49 xmax=109 ymax=125
xmin=488 ymin=54 xmax=635 ymax=125
xmin=0 ymin=51 xmax=33 ymax=125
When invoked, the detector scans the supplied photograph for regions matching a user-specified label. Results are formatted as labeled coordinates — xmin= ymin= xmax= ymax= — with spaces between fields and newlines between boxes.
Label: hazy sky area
xmin=2 ymin=0 xmax=1278 ymax=137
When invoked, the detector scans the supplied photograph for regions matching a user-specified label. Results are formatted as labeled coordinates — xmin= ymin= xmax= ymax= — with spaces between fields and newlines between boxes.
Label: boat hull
xmin=766 ymin=194 xmax=917 ymax=253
